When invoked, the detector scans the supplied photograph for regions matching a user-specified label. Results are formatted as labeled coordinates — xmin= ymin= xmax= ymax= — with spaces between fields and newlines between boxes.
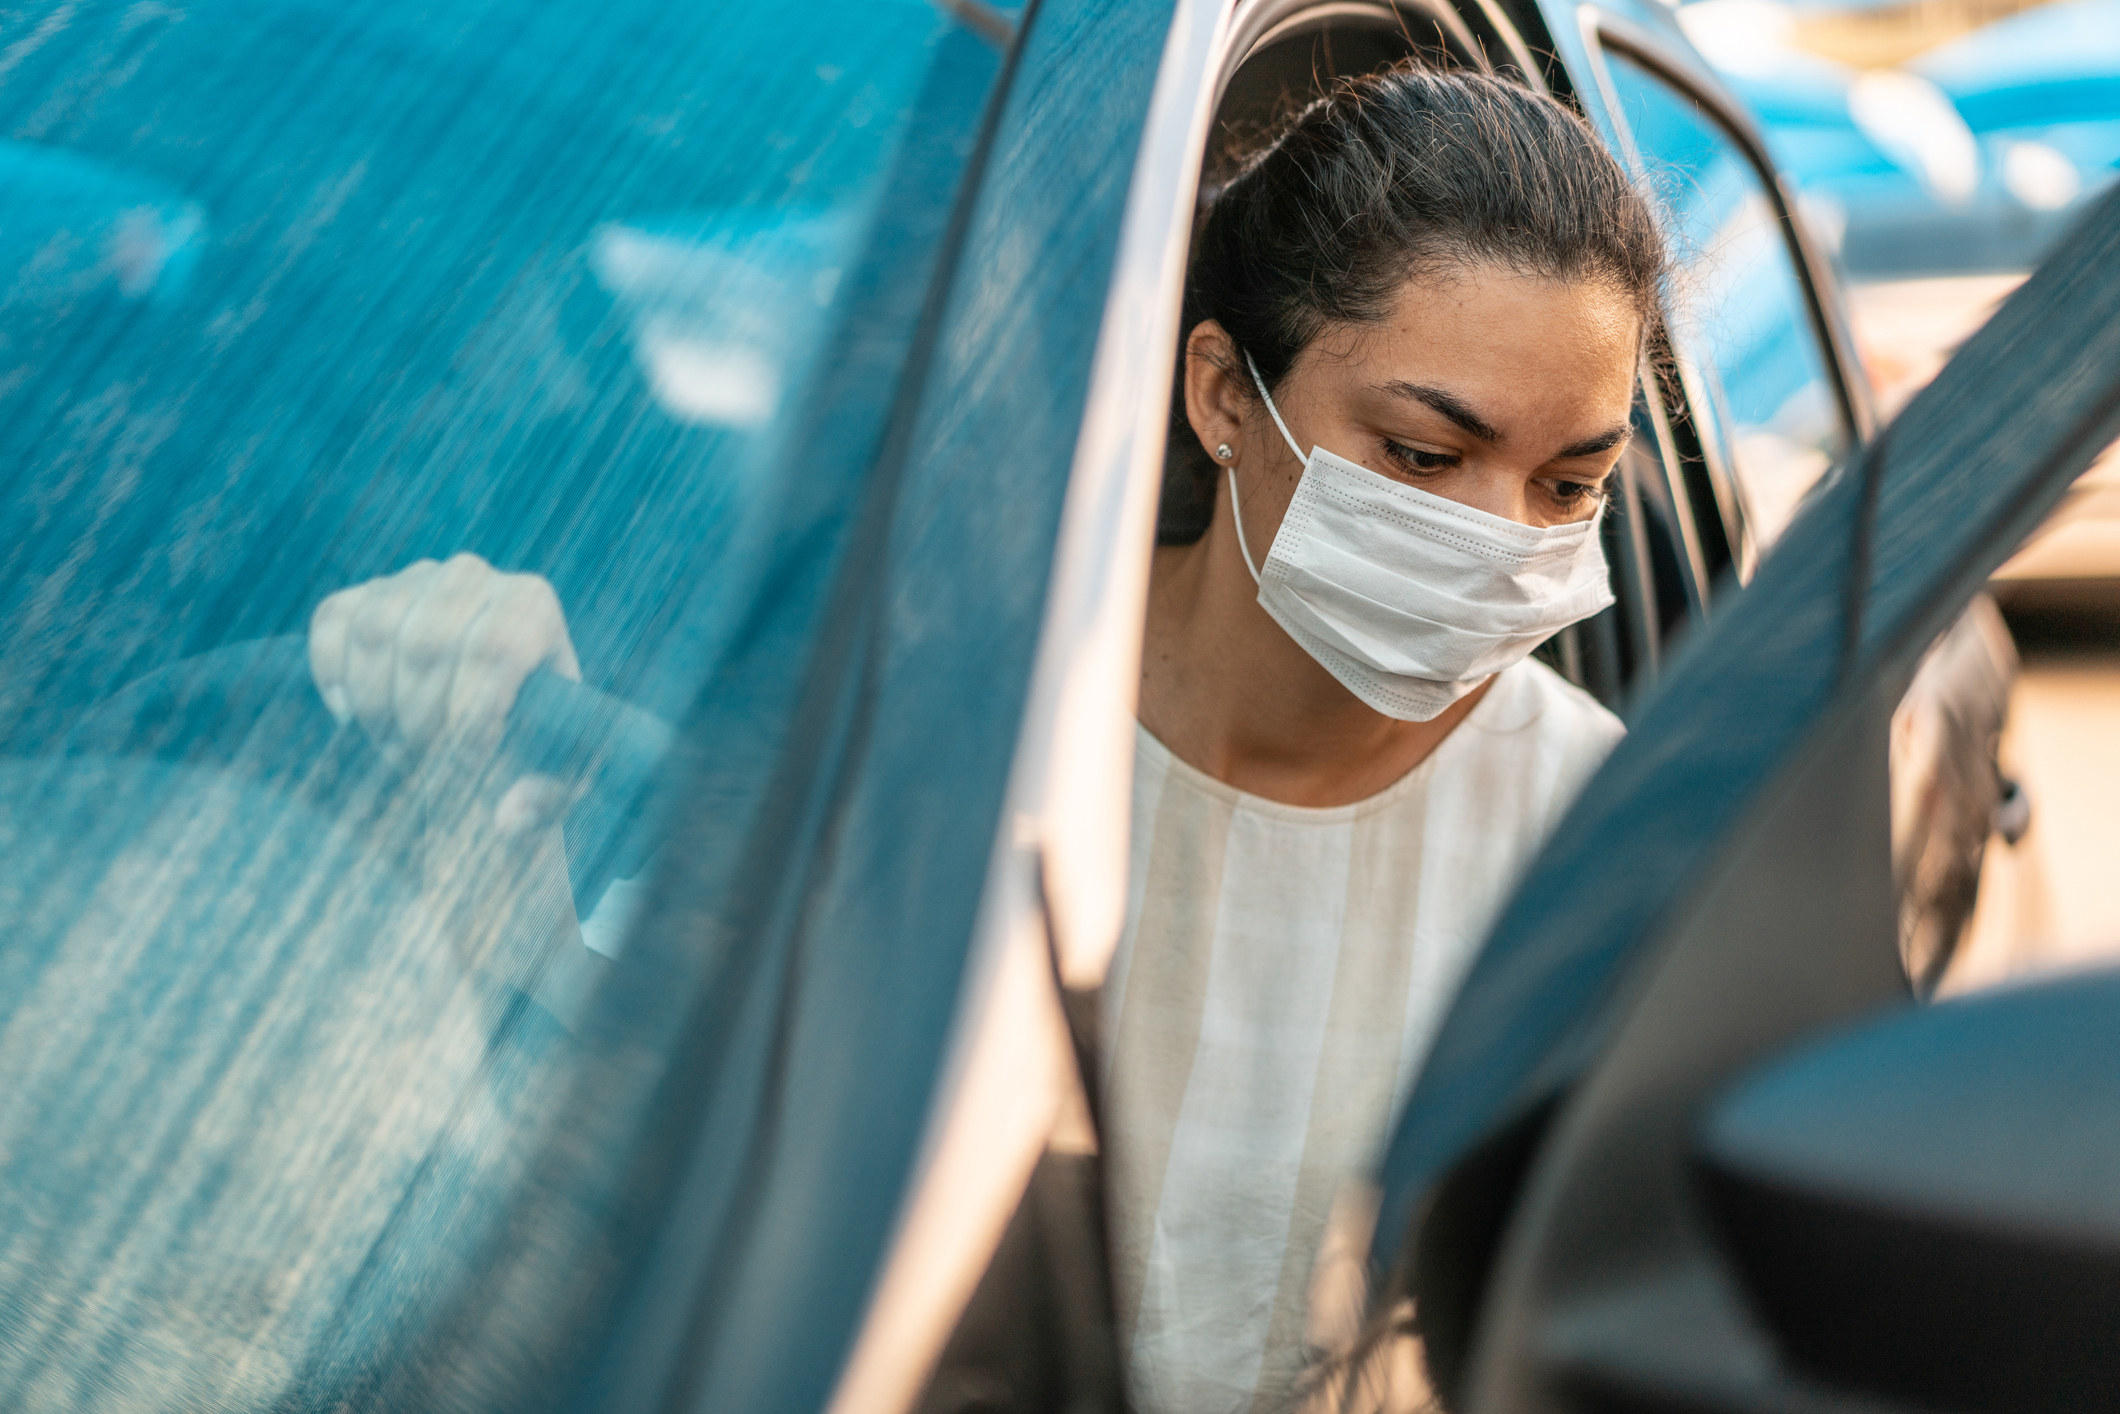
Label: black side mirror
xmin=1697 ymin=968 xmax=2120 ymax=1414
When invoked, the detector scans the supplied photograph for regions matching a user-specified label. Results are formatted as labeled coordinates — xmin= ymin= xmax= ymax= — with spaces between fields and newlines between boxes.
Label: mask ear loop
xmin=1244 ymin=349 xmax=1308 ymax=462
xmin=1227 ymin=350 xmax=1310 ymax=586
xmin=1225 ymin=464 xmax=1263 ymax=585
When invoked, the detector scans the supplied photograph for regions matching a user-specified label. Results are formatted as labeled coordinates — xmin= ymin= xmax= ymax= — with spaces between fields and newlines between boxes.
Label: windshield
xmin=2 ymin=0 xmax=958 ymax=732
xmin=0 ymin=0 xmax=1002 ymax=1406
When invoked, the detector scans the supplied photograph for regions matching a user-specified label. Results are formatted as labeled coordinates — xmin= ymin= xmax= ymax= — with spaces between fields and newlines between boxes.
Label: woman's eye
xmin=1553 ymin=478 xmax=1609 ymax=504
xmin=1383 ymin=439 xmax=1456 ymax=472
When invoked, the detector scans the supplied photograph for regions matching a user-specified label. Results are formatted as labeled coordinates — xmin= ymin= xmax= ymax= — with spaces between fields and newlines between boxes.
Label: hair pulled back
xmin=1163 ymin=63 xmax=1667 ymax=541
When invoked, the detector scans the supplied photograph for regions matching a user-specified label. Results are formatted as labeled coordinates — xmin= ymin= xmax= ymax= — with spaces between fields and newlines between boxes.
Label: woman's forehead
xmin=1313 ymin=271 xmax=1642 ymax=421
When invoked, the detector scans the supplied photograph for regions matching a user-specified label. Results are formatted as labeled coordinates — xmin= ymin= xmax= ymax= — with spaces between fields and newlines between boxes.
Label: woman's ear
xmin=1183 ymin=320 xmax=1249 ymax=464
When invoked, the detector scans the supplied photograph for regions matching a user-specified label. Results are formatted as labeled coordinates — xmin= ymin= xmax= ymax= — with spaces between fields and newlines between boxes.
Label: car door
xmin=1368 ymin=183 xmax=2120 ymax=1413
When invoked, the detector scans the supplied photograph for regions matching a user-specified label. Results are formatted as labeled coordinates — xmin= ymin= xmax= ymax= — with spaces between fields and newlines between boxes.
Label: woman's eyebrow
xmin=1555 ymin=424 xmax=1632 ymax=459
xmin=1375 ymin=380 xmax=1502 ymax=442
xmin=1373 ymin=381 xmax=1630 ymax=460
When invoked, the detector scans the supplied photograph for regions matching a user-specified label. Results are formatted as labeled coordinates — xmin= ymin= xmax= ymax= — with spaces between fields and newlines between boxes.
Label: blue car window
xmin=0 ymin=0 xmax=1006 ymax=1407
xmin=1605 ymin=52 xmax=1852 ymax=553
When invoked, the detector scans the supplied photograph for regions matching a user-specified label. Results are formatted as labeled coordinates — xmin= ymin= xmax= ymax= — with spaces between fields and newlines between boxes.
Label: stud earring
xmin=1215 ymin=443 xmax=1234 ymax=461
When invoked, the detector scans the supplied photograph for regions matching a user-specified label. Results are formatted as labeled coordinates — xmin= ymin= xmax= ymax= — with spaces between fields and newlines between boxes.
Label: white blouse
xmin=1100 ymin=658 xmax=1624 ymax=1414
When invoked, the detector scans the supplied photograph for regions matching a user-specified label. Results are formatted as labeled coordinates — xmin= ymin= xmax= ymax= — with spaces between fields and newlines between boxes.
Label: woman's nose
xmin=1456 ymin=469 xmax=1542 ymax=527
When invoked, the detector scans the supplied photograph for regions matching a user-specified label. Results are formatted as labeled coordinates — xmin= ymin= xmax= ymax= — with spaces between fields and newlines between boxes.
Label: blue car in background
xmin=0 ymin=0 xmax=2072 ymax=1410
xmin=1916 ymin=0 xmax=2120 ymax=257
xmin=1682 ymin=0 xmax=2120 ymax=278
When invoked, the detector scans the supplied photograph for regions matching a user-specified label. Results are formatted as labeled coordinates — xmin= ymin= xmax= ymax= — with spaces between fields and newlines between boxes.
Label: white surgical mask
xmin=1229 ymin=352 xmax=1614 ymax=721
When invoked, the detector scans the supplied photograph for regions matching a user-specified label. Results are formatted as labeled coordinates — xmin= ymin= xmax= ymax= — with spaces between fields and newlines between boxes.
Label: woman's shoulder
xmin=1473 ymin=657 xmax=1626 ymax=753
xmin=1445 ymin=661 xmax=1624 ymax=831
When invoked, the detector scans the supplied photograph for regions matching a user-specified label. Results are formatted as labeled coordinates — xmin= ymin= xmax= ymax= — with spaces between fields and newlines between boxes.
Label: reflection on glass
xmin=1604 ymin=51 xmax=1851 ymax=552
xmin=1890 ymin=596 xmax=2019 ymax=995
xmin=0 ymin=0 xmax=988 ymax=1406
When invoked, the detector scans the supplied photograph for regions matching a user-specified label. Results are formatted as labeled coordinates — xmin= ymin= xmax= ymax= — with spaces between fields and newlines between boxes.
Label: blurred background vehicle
xmin=1677 ymin=0 xmax=2120 ymax=288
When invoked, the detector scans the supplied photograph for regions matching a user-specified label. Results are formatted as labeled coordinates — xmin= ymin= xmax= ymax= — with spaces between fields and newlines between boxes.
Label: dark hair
xmin=1162 ymin=63 xmax=1667 ymax=542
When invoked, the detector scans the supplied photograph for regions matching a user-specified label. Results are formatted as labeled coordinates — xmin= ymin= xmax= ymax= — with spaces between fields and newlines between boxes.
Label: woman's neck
xmin=1138 ymin=527 xmax=1492 ymax=809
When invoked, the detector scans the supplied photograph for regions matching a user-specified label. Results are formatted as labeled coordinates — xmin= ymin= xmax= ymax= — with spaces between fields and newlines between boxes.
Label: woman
xmin=312 ymin=62 xmax=1665 ymax=1414
xmin=1100 ymin=66 xmax=1662 ymax=1413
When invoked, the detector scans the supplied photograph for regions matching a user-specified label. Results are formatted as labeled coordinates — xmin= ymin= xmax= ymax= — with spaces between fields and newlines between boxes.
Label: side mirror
xmin=1696 ymin=968 xmax=2120 ymax=1413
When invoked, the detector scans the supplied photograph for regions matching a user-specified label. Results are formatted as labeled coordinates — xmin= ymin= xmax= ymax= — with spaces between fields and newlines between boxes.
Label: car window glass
xmin=1604 ymin=50 xmax=1852 ymax=554
xmin=0 ymin=1 xmax=999 ymax=1406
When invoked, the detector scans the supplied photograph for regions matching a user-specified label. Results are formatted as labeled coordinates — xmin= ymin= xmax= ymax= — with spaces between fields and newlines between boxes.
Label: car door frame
xmin=821 ymin=0 xmax=1228 ymax=1404
xmin=1564 ymin=2 xmax=1878 ymax=578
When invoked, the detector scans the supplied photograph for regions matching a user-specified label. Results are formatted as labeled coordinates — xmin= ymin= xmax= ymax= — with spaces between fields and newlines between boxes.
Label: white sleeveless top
xmin=1099 ymin=658 xmax=1623 ymax=1414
